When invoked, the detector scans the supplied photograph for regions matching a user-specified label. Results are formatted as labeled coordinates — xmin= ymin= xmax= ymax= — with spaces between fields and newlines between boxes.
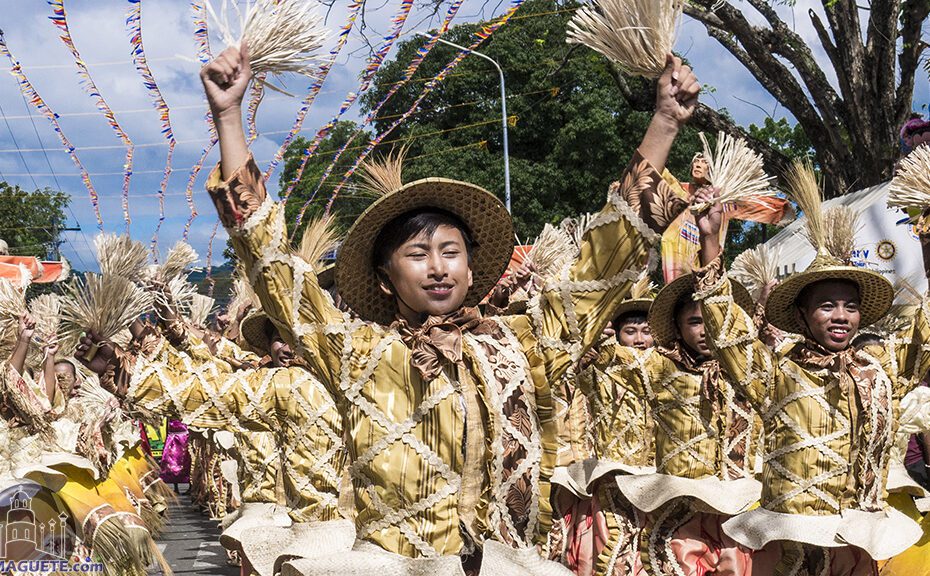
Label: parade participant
xmin=78 ymin=43 xmax=699 ymax=573
xmin=692 ymin=166 xmax=930 ymax=574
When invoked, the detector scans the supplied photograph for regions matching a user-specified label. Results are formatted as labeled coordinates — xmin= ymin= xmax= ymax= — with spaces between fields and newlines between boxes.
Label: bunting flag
xmin=191 ymin=0 xmax=213 ymax=64
xmin=290 ymin=0 xmax=465 ymax=230
xmin=184 ymin=112 xmax=216 ymax=240
xmin=127 ymin=0 xmax=176 ymax=257
xmin=0 ymin=36 xmax=103 ymax=228
xmin=184 ymin=1 xmax=215 ymax=239
xmin=281 ymin=0 xmax=415 ymax=203
xmin=49 ymin=0 xmax=135 ymax=232
xmin=246 ymin=73 xmax=266 ymax=145
xmin=314 ymin=0 xmax=527 ymax=220
xmin=261 ymin=0 xmax=364 ymax=183
xmin=205 ymin=219 xmax=219 ymax=297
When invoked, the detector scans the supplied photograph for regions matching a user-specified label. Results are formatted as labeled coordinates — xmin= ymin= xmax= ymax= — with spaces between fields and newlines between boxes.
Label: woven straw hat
xmin=316 ymin=263 xmax=335 ymax=291
xmin=614 ymin=298 xmax=653 ymax=320
xmin=336 ymin=177 xmax=514 ymax=325
xmin=648 ymin=273 xmax=753 ymax=347
xmin=765 ymin=250 xmax=893 ymax=334
xmin=240 ymin=310 xmax=272 ymax=355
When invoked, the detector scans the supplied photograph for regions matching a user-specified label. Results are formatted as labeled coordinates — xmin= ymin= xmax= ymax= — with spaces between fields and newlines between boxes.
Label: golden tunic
xmin=197 ymin=153 xmax=670 ymax=558
xmin=128 ymin=336 xmax=346 ymax=523
xmin=576 ymin=346 xmax=655 ymax=468
xmin=695 ymin=257 xmax=930 ymax=515
xmin=599 ymin=345 xmax=759 ymax=479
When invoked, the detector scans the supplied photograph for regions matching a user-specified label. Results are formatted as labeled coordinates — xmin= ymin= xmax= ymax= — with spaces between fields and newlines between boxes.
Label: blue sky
xmin=0 ymin=0 xmax=927 ymax=272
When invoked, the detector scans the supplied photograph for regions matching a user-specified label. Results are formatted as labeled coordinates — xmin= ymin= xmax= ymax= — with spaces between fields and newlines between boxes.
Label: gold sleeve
xmin=125 ymin=346 xmax=280 ymax=432
xmin=526 ymin=151 xmax=681 ymax=380
xmin=693 ymin=255 xmax=777 ymax=410
xmin=887 ymin=297 xmax=930 ymax=397
xmin=205 ymin=158 xmax=349 ymax=393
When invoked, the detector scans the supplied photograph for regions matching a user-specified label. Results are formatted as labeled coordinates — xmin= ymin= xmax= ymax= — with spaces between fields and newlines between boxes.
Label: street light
xmin=415 ymin=32 xmax=512 ymax=213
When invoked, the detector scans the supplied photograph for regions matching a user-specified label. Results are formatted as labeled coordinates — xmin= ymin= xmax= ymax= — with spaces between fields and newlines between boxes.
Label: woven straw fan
xmin=567 ymin=0 xmax=682 ymax=78
xmin=889 ymin=144 xmax=930 ymax=227
xmin=526 ymin=223 xmax=576 ymax=282
xmin=205 ymin=0 xmax=328 ymax=85
xmin=692 ymin=131 xmax=778 ymax=212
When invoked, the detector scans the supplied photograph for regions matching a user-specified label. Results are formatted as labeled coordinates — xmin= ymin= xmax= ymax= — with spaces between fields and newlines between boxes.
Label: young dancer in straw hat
xmin=692 ymin=177 xmax=930 ymax=574
xmin=79 ymin=43 xmax=699 ymax=573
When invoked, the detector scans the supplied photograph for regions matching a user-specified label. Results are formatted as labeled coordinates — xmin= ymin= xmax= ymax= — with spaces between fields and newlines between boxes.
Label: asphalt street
xmin=150 ymin=485 xmax=239 ymax=576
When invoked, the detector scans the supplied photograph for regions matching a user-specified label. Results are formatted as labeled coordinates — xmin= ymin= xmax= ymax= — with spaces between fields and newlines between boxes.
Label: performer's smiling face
xmin=675 ymin=300 xmax=710 ymax=358
xmin=376 ymin=210 xmax=474 ymax=324
xmin=795 ymin=280 xmax=861 ymax=353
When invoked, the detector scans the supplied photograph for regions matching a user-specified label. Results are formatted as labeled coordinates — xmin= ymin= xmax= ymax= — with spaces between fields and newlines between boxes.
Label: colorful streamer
xmin=281 ymin=0 xmax=416 ymax=203
xmin=246 ymin=73 xmax=266 ymax=145
xmin=49 ymin=0 xmax=135 ymax=232
xmin=292 ymin=0 xmax=465 ymax=229
xmin=0 ymin=35 xmax=103 ymax=228
xmin=183 ymin=1 xmax=216 ymax=239
xmin=127 ymin=0 xmax=176 ymax=257
xmin=191 ymin=0 xmax=213 ymax=64
xmin=261 ymin=0 xmax=364 ymax=183
xmin=205 ymin=219 xmax=219 ymax=297
xmin=312 ymin=0 xmax=526 ymax=221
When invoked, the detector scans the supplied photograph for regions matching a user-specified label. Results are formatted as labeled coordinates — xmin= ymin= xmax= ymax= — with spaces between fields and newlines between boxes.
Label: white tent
xmin=762 ymin=181 xmax=928 ymax=297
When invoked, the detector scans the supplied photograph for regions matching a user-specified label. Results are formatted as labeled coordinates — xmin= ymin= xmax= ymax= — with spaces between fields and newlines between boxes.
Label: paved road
xmin=151 ymin=485 xmax=239 ymax=576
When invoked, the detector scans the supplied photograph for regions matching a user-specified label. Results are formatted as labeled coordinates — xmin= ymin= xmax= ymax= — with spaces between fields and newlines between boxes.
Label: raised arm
xmin=887 ymin=228 xmax=930 ymax=395
xmin=523 ymin=56 xmax=696 ymax=379
xmin=693 ymin=188 xmax=776 ymax=410
xmin=199 ymin=45 xmax=349 ymax=391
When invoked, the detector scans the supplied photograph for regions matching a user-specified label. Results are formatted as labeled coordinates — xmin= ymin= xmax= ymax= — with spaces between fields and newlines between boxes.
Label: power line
xmin=0 ymin=98 xmax=37 ymax=189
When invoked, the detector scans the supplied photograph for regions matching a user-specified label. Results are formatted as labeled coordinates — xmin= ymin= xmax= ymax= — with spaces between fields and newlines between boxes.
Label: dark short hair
xmin=612 ymin=311 xmax=648 ymax=333
xmin=373 ymin=208 xmax=476 ymax=272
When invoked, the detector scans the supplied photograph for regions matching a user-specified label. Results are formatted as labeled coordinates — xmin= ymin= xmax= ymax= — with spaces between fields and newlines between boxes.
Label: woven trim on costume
xmin=468 ymin=324 xmax=543 ymax=547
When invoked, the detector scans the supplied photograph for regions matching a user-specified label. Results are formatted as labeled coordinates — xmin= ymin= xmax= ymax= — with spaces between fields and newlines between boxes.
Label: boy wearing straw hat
xmin=691 ymin=179 xmax=930 ymax=574
xmin=81 ymin=45 xmax=700 ymax=573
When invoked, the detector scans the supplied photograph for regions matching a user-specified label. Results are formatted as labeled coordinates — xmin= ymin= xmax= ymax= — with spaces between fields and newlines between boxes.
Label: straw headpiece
xmin=765 ymin=161 xmax=893 ymax=334
xmin=889 ymin=144 xmax=930 ymax=228
xmin=336 ymin=151 xmax=513 ymax=325
xmin=730 ymin=245 xmax=782 ymax=303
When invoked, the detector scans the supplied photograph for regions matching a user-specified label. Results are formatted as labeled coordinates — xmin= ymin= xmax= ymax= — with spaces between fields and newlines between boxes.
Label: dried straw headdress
xmin=614 ymin=271 xmax=659 ymax=319
xmin=692 ymin=131 xmax=778 ymax=212
xmin=889 ymin=144 xmax=930 ymax=227
xmin=296 ymin=213 xmax=340 ymax=272
xmin=765 ymin=161 xmax=893 ymax=334
xmin=205 ymin=0 xmax=328 ymax=80
xmin=567 ymin=0 xmax=682 ymax=78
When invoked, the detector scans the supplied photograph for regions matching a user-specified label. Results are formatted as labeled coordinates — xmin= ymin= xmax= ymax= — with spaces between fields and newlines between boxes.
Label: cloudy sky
xmin=0 ymin=0 xmax=927 ymax=272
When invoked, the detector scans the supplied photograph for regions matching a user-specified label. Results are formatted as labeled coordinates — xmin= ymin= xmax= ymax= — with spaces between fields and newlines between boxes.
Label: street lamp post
xmin=415 ymin=32 xmax=511 ymax=213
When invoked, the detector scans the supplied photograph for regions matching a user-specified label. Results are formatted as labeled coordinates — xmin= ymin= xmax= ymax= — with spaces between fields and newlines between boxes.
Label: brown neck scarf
xmin=392 ymin=306 xmax=501 ymax=381
xmin=659 ymin=341 xmax=722 ymax=405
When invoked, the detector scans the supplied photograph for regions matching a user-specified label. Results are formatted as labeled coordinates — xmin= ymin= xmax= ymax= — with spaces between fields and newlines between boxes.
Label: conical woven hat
xmin=765 ymin=162 xmax=893 ymax=334
xmin=764 ymin=250 xmax=893 ymax=334
xmin=648 ymin=273 xmax=753 ymax=347
xmin=240 ymin=310 xmax=272 ymax=355
xmin=336 ymin=177 xmax=514 ymax=325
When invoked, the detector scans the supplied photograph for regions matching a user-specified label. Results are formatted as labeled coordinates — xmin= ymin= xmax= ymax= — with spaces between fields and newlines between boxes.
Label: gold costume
xmin=694 ymin=255 xmax=930 ymax=560
xmin=189 ymin=152 xmax=675 ymax=558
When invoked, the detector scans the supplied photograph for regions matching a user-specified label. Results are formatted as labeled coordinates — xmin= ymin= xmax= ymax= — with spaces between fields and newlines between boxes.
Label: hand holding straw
xmin=691 ymin=131 xmax=778 ymax=213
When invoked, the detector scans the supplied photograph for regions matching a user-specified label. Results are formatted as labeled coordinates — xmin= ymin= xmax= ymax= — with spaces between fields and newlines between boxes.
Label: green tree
xmin=356 ymin=0 xmax=703 ymax=240
xmin=0 ymin=183 xmax=70 ymax=259
xmin=278 ymin=121 xmax=373 ymax=241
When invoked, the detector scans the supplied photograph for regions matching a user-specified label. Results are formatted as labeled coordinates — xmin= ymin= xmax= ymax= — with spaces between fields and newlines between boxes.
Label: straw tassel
xmin=567 ymin=0 xmax=682 ymax=78
xmin=692 ymin=131 xmax=778 ymax=212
